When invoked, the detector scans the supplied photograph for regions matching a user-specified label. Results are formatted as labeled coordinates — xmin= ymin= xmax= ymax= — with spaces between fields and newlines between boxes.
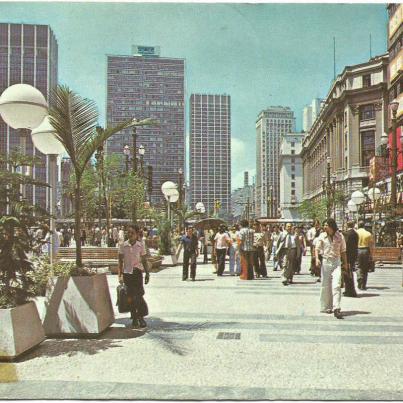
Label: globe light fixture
xmin=381 ymin=132 xmax=389 ymax=146
xmin=31 ymin=116 xmax=65 ymax=265
xmin=31 ymin=116 xmax=65 ymax=155
xmin=347 ymin=199 xmax=358 ymax=212
xmin=351 ymin=190 xmax=365 ymax=206
xmin=123 ymin=144 xmax=130 ymax=156
xmin=390 ymin=99 xmax=399 ymax=112
xmin=161 ymin=181 xmax=178 ymax=198
xmin=367 ymin=187 xmax=381 ymax=202
xmin=138 ymin=144 xmax=145 ymax=156
xmin=0 ymin=83 xmax=48 ymax=129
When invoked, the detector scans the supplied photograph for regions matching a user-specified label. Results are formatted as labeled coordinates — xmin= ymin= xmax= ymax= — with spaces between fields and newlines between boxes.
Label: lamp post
xmin=368 ymin=187 xmax=381 ymax=243
xmin=351 ymin=190 xmax=365 ymax=225
xmin=161 ymin=181 xmax=178 ymax=225
xmin=123 ymin=144 xmax=130 ymax=173
xmin=138 ymin=144 xmax=145 ymax=177
xmin=390 ymin=100 xmax=399 ymax=212
xmin=178 ymin=168 xmax=184 ymax=210
xmin=31 ymin=116 xmax=65 ymax=265
xmin=0 ymin=84 xmax=48 ymax=200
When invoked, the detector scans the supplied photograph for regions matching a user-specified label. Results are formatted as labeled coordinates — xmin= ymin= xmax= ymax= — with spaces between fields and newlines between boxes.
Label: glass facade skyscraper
xmin=190 ymin=94 xmax=231 ymax=215
xmin=0 ymin=23 xmax=58 ymax=210
xmin=106 ymin=46 xmax=185 ymax=205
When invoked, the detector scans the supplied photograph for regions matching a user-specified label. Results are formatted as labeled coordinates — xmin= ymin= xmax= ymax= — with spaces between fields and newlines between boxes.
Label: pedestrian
xmin=276 ymin=223 xmax=300 ymax=286
xmin=113 ymin=226 xmax=119 ymax=246
xmin=295 ymin=226 xmax=306 ymax=274
xmin=214 ymin=224 xmax=231 ymax=276
xmin=209 ymin=229 xmax=218 ymax=273
xmin=202 ymin=229 xmax=209 ymax=264
xmin=271 ymin=226 xmax=281 ymax=270
xmin=315 ymin=218 xmax=347 ymax=319
xmin=80 ymin=229 xmax=87 ymax=246
xmin=118 ymin=224 xmax=150 ymax=329
xmin=228 ymin=225 xmax=241 ymax=276
xmin=253 ymin=223 xmax=268 ymax=278
xmin=181 ymin=226 xmax=199 ymax=281
xmin=238 ymin=219 xmax=255 ymax=280
xmin=356 ymin=220 xmax=374 ymax=291
xmin=342 ymin=221 xmax=358 ymax=297
xmin=308 ymin=220 xmax=321 ymax=274
xmin=118 ymin=226 xmax=125 ymax=246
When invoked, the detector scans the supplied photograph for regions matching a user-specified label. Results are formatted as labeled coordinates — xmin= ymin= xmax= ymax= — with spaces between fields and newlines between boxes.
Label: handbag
xmin=116 ymin=284 xmax=131 ymax=313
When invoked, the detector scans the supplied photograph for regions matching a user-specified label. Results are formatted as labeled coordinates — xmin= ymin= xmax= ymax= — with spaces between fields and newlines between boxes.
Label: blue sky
xmin=0 ymin=2 xmax=388 ymax=189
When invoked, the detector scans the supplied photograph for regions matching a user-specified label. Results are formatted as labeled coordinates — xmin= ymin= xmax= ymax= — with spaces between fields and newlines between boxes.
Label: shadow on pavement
xmin=141 ymin=317 xmax=237 ymax=356
xmin=342 ymin=310 xmax=371 ymax=317
xmin=357 ymin=293 xmax=380 ymax=298
xmin=193 ymin=279 xmax=215 ymax=282
xmin=366 ymin=286 xmax=390 ymax=290
xmin=17 ymin=338 xmax=123 ymax=361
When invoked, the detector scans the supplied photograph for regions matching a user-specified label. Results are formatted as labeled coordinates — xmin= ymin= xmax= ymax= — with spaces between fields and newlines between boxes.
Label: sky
xmin=0 ymin=2 xmax=388 ymax=189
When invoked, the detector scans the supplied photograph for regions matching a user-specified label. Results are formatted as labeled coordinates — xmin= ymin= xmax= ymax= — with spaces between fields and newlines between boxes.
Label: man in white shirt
xmin=118 ymin=224 xmax=150 ymax=328
xmin=276 ymin=223 xmax=300 ymax=285
xmin=214 ymin=225 xmax=231 ymax=276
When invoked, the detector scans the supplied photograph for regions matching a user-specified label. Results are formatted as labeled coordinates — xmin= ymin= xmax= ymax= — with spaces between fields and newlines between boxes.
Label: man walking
xmin=253 ymin=222 xmax=268 ymax=278
xmin=276 ymin=223 xmax=300 ymax=286
xmin=238 ymin=219 xmax=255 ymax=280
xmin=181 ymin=226 xmax=199 ymax=281
xmin=356 ymin=220 xmax=374 ymax=290
xmin=214 ymin=225 xmax=231 ymax=276
xmin=343 ymin=221 xmax=358 ymax=297
xmin=118 ymin=224 xmax=150 ymax=329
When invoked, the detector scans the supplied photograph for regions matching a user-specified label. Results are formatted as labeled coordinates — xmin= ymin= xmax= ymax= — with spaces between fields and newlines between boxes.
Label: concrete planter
xmin=0 ymin=301 xmax=45 ymax=361
xmin=43 ymin=273 xmax=114 ymax=337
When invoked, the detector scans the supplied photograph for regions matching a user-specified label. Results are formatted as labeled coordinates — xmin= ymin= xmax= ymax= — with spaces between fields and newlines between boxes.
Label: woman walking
xmin=315 ymin=218 xmax=348 ymax=319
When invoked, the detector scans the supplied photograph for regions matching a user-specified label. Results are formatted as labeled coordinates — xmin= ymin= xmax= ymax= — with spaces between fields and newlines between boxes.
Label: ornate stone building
xmin=301 ymin=54 xmax=389 ymax=221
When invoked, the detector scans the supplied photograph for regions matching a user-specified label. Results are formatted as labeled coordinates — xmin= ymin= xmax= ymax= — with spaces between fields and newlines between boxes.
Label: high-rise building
xmin=190 ymin=94 xmax=231 ymax=215
xmin=106 ymin=46 xmax=185 ymax=205
xmin=303 ymin=98 xmax=322 ymax=132
xmin=279 ymin=132 xmax=304 ymax=221
xmin=255 ymin=106 xmax=295 ymax=217
xmin=0 ymin=23 xmax=58 ymax=209
xmin=231 ymin=171 xmax=255 ymax=221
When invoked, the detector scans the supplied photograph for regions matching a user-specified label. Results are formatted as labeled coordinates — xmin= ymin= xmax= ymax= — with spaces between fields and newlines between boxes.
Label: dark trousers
xmin=123 ymin=269 xmax=148 ymax=319
xmin=203 ymin=245 xmax=208 ymax=263
xmin=357 ymin=248 xmax=370 ymax=289
xmin=183 ymin=251 xmax=197 ymax=280
xmin=253 ymin=246 xmax=267 ymax=276
xmin=343 ymin=258 xmax=357 ymax=297
xmin=216 ymin=248 xmax=227 ymax=275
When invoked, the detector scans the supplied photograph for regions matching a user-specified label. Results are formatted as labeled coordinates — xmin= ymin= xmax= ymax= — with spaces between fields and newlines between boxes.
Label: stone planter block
xmin=43 ymin=274 xmax=114 ymax=337
xmin=0 ymin=302 xmax=45 ymax=360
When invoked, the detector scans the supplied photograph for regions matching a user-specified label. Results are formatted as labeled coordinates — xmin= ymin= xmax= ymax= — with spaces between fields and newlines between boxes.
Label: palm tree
xmin=49 ymin=85 xmax=137 ymax=267
xmin=173 ymin=204 xmax=203 ymax=232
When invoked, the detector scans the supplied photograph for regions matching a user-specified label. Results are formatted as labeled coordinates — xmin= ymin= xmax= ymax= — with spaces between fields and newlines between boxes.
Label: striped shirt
xmin=238 ymin=227 xmax=255 ymax=252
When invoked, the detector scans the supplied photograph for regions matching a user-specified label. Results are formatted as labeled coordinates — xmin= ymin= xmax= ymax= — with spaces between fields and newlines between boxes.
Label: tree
xmin=49 ymin=85 xmax=137 ymax=267
xmin=0 ymin=152 xmax=49 ymax=308
xmin=173 ymin=204 xmax=203 ymax=232
xmin=299 ymin=198 xmax=327 ymax=223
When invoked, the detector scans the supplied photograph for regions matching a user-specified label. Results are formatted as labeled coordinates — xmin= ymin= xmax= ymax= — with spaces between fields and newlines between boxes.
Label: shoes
xmin=138 ymin=318 xmax=147 ymax=328
xmin=262 ymin=275 xmax=269 ymax=278
xmin=320 ymin=309 xmax=333 ymax=314
xmin=182 ymin=277 xmax=188 ymax=281
xmin=282 ymin=280 xmax=288 ymax=286
xmin=191 ymin=278 xmax=195 ymax=281
xmin=131 ymin=319 xmax=140 ymax=328
xmin=212 ymin=271 xmax=217 ymax=274
xmin=288 ymin=279 xmax=293 ymax=284
xmin=333 ymin=309 xmax=343 ymax=319
xmin=316 ymin=278 xmax=321 ymax=283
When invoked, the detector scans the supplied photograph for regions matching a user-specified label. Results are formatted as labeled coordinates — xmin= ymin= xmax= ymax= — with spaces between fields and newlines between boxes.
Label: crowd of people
xmin=180 ymin=217 xmax=379 ymax=320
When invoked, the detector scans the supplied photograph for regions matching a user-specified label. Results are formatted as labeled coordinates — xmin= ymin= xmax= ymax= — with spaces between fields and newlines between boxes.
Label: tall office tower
xmin=106 ymin=46 xmax=185 ymax=205
xmin=0 ymin=23 xmax=58 ymax=209
xmin=302 ymin=98 xmax=323 ymax=132
xmin=190 ymin=94 xmax=231 ymax=215
xmin=255 ymin=106 xmax=295 ymax=217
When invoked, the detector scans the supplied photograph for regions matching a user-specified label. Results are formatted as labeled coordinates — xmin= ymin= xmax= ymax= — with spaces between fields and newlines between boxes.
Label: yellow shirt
xmin=356 ymin=228 xmax=373 ymax=248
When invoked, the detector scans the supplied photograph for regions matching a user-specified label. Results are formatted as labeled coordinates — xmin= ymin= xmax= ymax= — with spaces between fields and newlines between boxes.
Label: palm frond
xmin=49 ymin=85 xmax=99 ymax=173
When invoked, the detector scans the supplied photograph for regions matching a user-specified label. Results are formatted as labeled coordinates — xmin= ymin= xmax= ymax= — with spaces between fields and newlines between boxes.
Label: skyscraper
xmin=0 ymin=23 xmax=58 ymax=209
xmin=106 ymin=46 xmax=185 ymax=205
xmin=256 ymin=106 xmax=295 ymax=217
xmin=303 ymin=98 xmax=322 ymax=132
xmin=190 ymin=94 xmax=231 ymax=215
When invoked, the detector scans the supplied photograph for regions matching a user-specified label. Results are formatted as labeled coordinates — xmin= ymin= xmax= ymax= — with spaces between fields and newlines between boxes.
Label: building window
xmin=363 ymin=74 xmax=371 ymax=88
xmin=359 ymin=104 xmax=375 ymax=121
xmin=291 ymin=189 xmax=295 ymax=195
xmin=291 ymin=142 xmax=295 ymax=147
xmin=291 ymin=165 xmax=295 ymax=172
xmin=291 ymin=174 xmax=295 ymax=180
xmin=361 ymin=130 xmax=375 ymax=167
xmin=291 ymin=182 xmax=295 ymax=188
xmin=291 ymin=150 xmax=295 ymax=155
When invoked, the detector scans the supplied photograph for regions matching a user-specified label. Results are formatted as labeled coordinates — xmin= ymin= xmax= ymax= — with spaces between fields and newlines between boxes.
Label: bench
xmin=372 ymin=247 xmax=402 ymax=265
xmin=56 ymin=247 xmax=164 ymax=273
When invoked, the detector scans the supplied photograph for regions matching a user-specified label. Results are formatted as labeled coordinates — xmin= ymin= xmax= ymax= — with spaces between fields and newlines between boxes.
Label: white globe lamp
xmin=0 ymin=84 xmax=48 ymax=129
xmin=347 ymin=199 xmax=358 ymax=212
xmin=367 ymin=187 xmax=381 ymax=202
xmin=31 ymin=116 xmax=65 ymax=155
xmin=351 ymin=190 xmax=365 ymax=206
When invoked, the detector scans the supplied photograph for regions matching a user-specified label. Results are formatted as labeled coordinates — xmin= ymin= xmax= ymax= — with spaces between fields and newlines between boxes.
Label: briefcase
xmin=116 ymin=284 xmax=131 ymax=313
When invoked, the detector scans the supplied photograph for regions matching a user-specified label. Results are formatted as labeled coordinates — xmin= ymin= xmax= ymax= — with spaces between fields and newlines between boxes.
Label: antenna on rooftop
xmin=333 ymin=37 xmax=336 ymax=80
xmin=370 ymin=33 xmax=372 ymax=59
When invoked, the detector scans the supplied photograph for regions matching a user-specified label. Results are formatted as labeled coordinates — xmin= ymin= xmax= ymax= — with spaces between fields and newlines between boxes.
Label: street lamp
xmin=123 ymin=144 xmax=130 ymax=173
xmin=0 ymin=84 xmax=48 ymax=199
xmin=138 ymin=144 xmax=145 ymax=176
xmin=31 ymin=116 xmax=65 ymax=265
xmin=161 ymin=181 xmax=178 ymax=224
xmin=390 ymin=100 xmax=400 ymax=215
xmin=368 ymin=186 xmax=381 ymax=242
xmin=178 ymin=168 xmax=184 ymax=211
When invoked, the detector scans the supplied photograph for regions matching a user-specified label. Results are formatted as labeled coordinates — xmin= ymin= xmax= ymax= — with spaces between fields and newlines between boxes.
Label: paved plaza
xmin=0 ymin=256 xmax=403 ymax=400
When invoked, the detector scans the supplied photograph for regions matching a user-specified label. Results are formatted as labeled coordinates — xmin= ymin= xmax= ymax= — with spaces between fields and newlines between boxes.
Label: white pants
xmin=320 ymin=258 xmax=342 ymax=311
